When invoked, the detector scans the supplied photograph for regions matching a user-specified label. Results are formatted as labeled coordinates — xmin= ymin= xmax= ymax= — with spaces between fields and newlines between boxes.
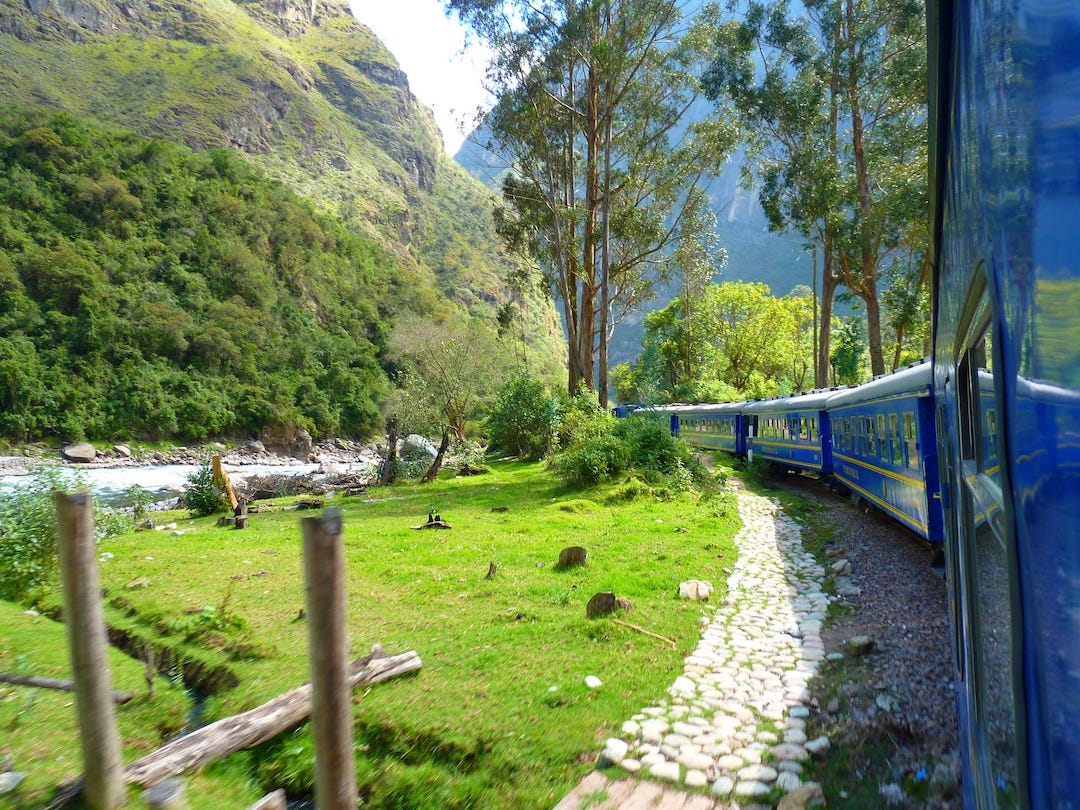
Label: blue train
xmin=616 ymin=2 xmax=1080 ymax=803
xmin=929 ymin=1 xmax=1080 ymax=805
xmin=623 ymin=361 xmax=944 ymax=544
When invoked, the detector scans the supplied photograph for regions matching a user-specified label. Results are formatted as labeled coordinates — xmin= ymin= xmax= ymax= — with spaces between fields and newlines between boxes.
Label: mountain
xmin=0 ymin=0 xmax=561 ymax=345
xmin=0 ymin=0 xmax=564 ymax=442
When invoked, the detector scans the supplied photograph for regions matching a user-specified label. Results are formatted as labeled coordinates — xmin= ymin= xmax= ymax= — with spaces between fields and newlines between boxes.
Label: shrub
xmin=555 ymin=426 xmax=629 ymax=487
xmin=0 ymin=467 xmax=131 ymax=601
xmin=554 ymin=386 xmax=608 ymax=450
xmin=184 ymin=460 xmax=228 ymax=517
xmin=554 ymin=412 xmax=710 ymax=490
xmin=485 ymin=374 xmax=559 ymax=460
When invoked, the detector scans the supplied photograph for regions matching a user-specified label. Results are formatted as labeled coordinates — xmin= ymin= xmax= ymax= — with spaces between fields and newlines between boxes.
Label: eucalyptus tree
xmin=699 ymin=0 xmax=927 ymax=379
xmin=449 ymin=0 xmax=735 ymax=405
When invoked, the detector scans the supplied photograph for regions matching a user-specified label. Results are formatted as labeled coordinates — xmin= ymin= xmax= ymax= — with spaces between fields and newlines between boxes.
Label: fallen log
xmin=0 ymin=672 xmax=132 ymax=704
xmin=125 ymin=647 xmax=420 ymax=787
xmin=51 ymin=646 xmax=421 ymax=803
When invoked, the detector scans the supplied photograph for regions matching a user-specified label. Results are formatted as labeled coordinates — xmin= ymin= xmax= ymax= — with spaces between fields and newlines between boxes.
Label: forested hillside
xmin=0 ymin=0 xmax=564 ymax=443
xmin=0 ymin=109 xmax=404 ymax=442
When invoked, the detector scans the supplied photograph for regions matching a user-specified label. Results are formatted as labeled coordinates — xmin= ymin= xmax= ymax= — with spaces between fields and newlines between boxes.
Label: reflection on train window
xmin=959 ymin=314 xmax=1018 ymax=804
xmin=810 ymin=417 xmax=818 ymax=442
xmin=903 ymin=412 xmax=919 ymax=470
xmin=876 ymin=413 xmax=887 ymax=459
xmin=889 ymin=413 xmax=902 ymax=466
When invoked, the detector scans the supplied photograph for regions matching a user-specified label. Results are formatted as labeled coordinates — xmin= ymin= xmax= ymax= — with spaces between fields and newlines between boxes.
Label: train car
xmin=928 ymin=0 xmax=1080 ymax=806
xmin=826 ymin=360 xmax=944 ymax=543
xmin=743 ymin=390 xmax=833 ymax=475
xmin=629 ymin=403 xmax=682 ymax=437
xmin=672 ymin=402 xmax=746 ymax=457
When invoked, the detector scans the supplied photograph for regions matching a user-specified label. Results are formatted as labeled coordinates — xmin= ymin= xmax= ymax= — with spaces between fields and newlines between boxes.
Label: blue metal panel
xmin=929 ymin=0 xmax=1080 ymax=805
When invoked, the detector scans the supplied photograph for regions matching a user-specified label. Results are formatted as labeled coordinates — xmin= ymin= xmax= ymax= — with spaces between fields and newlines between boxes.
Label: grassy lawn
xmin=0 ymin=460 xmax=742 ymax=808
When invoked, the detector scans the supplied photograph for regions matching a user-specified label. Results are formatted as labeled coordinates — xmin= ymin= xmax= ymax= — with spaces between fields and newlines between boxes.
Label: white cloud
xmin=349 ymin=0 xmax=491 ymax=153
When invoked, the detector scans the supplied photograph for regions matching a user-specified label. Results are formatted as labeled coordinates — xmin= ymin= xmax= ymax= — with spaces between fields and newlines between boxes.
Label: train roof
xmin=742 ymin=388 xmax=840 ymax=414
xmin=677 ymin=401 xmax=745 ymax=415
xmin=826 ymin=360 xmax=932 ymax=409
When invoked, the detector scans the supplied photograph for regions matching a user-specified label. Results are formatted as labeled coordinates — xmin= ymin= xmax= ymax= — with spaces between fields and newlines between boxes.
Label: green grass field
xmin=0 ymin=460 xmax=742 ymax=808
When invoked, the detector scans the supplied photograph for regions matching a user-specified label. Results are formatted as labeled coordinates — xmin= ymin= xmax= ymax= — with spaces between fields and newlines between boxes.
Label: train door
xmin=949 ymin=283 xmax=1024 ymax=809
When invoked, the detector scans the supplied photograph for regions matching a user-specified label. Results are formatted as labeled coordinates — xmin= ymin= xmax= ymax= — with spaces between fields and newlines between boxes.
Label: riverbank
xmin=0 ymin=437 xmax=383 ymax=475
xmin=0 ymin=438 xmax=388 ymax=506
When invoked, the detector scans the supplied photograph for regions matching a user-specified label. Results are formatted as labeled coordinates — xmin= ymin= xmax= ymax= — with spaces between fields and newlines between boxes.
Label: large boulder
xmin=62 ymin=442 xmax=97 ymax=463
xmin=400 ymin=434 xmax=438 ymax=460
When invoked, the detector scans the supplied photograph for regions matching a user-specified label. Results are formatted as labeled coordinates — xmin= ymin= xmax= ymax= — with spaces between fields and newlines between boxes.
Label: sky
xmin=348 ymin=0 xmax=492 ymax=154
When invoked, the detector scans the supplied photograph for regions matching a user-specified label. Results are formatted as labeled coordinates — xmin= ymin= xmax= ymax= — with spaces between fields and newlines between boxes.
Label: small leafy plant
xmin=184 ymin=460 xmax=228 ymax=517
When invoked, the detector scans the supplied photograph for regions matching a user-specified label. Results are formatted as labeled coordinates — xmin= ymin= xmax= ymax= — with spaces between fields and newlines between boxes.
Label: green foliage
xmin=0 ymin=467 xmax=131 ymax=601
xmin=556 ymin=425 xmax=630 ymax=488
xmin=253 ymin=728 xmax=315 ymax=796
xmin=831 ymin=316 xmax=869 ymax=385
xmin=0 ymin=108 xmax=398 ymax=442
xmin=125 ymin=484 xmax=154 ymax=524
xmin=184 ymin=460 xmax=228 ymax=517
xmin=630 ymin=280 xmax=812 ymax=400
xmin=555 ymin=413 xmax=708 ymax=489
xmin=485 ymin=373 xmax=559 ymax=460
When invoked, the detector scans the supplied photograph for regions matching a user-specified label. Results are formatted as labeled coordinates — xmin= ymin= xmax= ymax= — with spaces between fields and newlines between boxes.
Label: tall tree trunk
xmin=379 ymin=418 xmax=398 ymax=486
xmin=846 ymin=0 xmax=884 ymax=376
xmin=578 ymin=51 xmax=601 ymax=394
xmin=422 ymin=430 xmax=450 ymax=484
xmin=597 ymin=21 xmax=613 ymax=408
xmin=816 ymin=243 xmax=839 ymax=388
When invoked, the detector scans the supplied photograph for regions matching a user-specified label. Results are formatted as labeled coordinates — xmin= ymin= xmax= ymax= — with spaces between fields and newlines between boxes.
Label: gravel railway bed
xmin=557 ymin=473 xmax=960 ymax=809
xmin=762 ymin=472 xmax=961 ymax=807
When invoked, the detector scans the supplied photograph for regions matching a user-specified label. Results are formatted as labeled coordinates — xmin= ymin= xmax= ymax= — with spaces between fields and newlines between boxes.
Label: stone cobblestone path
xmin=555 ymin=490 xmax=831 ymax=809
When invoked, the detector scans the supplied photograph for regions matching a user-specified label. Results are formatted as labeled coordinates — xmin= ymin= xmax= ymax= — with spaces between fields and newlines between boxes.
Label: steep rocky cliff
xmin=0 ymin=0 xmax=559 ymax=356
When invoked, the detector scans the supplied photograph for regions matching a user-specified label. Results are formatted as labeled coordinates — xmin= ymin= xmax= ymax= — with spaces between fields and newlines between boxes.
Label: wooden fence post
xmin=54 ymin=492 xmax=125 ymax=810
xmin=301 ymin=508 xmax=357 ymax=809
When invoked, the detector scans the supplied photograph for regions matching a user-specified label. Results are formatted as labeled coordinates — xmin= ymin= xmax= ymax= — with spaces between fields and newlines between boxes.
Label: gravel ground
xmin=766 ymin=472 xmax=962 ymax=808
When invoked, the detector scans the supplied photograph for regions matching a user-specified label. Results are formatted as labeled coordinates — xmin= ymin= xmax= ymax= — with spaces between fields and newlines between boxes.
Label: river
xmin=0 ymin=459 xmax=346 ymax=506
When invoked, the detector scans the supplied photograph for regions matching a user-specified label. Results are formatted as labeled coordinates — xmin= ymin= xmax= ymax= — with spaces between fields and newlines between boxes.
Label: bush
xmin=555 ymin=426 xmax=629 ymax=487
xmin=554 ymin=412 xmax=710 ymax=490
xmin=485 ymin=374 xmax=559 ymax=460
xmin=0 ymin=467 xmax=131 ymax=601
xmin=184 ymin=460 xmax=228 ymax=517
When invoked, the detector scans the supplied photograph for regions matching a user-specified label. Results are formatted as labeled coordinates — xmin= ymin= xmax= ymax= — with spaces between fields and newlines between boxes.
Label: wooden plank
xmin=619 ymin=780 xmax=666 ymax=809
xmin=678 ymin=793 xmax=720 ymax=810
xmin=0 ymin=673 xmax=132 ymax=704
xmin=245 ymin=789 xmax=286 ymax=810
xmin=551 ymin=771 xmax=610 ymax=810
xmin=601 ymin=777 xmax=641 ymax=805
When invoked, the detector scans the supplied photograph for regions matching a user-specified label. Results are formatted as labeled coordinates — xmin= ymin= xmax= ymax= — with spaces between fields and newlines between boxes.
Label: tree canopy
xmin=0 ymin=109 xmax=402 ymax=442
xmin=450 ymin=0 xmax=736 ymax=404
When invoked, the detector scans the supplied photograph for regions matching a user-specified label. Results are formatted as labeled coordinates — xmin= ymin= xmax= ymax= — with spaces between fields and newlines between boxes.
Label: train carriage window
xmin=865 ymin=416 xmax=875 ymax=458
xmin=903 ymin=412 xmax=919 ymax=469
xmin=810 ymin=417 xmax=818 ymax=442
xmin=800 ymin=417 xmax=809 ymax=441
xmin=956 ymin=295 xmax=1019 ymax=805
xmin=889 ymin=413 xmax=902 ymax=466
xmin=876 ymin=413 xmax=887 ymax=459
